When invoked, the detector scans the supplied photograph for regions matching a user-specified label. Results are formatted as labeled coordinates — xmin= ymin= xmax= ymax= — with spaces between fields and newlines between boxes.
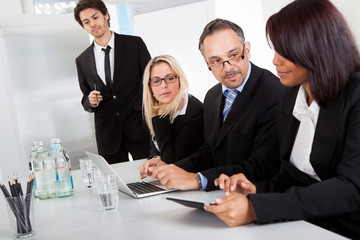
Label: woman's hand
xmin=204 ymin=192 xmax=257 ymax=227
xmin=214 ymin=173 xmax=256 ymax=196
xmin=139 ymin=156 xmax=166 ymax=179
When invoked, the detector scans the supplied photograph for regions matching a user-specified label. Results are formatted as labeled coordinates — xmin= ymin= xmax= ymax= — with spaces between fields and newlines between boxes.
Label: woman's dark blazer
xmin=249 ymin=72 xmax=360 ymax=239
xmin=149 ymin=95 xmax=204 ymax=164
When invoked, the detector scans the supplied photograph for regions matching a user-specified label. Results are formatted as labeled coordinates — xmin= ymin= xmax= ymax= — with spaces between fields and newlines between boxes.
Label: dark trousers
xmin=102 ymin=133 xmax=150 ymax=164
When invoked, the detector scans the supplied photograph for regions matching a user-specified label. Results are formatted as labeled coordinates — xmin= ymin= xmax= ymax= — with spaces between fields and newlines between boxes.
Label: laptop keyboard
xmin=127 ymin=182 xmax=165 ymax=195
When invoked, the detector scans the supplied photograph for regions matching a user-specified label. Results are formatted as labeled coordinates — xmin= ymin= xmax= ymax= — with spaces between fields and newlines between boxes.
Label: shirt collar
xmin=222 ymin=62 xmax=252 ymax=95
xmin=174 ymin=92 xmax=189 ymax=117
xmin=93 ymin=31 xmax=115 ymax=55
xmin=292 ymin=84 xmax=320 ymax=124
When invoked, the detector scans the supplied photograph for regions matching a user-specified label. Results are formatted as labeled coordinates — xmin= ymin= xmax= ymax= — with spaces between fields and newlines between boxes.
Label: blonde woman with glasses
xmin=140 ymin=55 xmax=204 ymax=177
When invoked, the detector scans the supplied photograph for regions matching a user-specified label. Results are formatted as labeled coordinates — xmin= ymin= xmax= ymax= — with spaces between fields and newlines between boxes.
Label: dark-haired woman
xmin=205 ymin=0 xmax=360 ymax=239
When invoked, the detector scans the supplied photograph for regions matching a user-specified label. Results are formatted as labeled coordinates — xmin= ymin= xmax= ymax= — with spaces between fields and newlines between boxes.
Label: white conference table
xmin=0 ymin=160 xmax=347 ymax=240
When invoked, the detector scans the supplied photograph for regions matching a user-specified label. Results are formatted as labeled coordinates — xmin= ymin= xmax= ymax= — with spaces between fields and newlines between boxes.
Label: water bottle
xmin=62 ymin=146 xmax=75 ymax=192
xmin=53 ymin=139 xmax=73 ymax=197
xmin=29 ymin=141 xmax=38 ymax=198
xmin=48 ymin=138 xmax=56 ymax=160
xmin=29 ymin=141 xmax=37 ymax=173
xmin=33 ymin=141 xmax=56 ymax=200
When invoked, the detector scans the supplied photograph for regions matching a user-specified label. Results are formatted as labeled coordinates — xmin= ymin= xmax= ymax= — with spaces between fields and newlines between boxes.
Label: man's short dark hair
xmin=198 ymin=18 xmax=245 ymax=56
xmin=74 ymin=0 xmax=110 ymax=27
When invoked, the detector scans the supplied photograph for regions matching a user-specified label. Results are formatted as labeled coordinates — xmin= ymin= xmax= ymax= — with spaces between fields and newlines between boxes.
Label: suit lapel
xmin=215 ymin=63 xmax=260 ymax=148
xmin=85 ymin=43 xmax=108 ymax=90
xmin=113 ymin=33 xmax=126 ymax=89
xmin=310 ymin=95 xmax=344 ymax=179
xmin=280 ymin=86 xmax=345 ymax=180
xmin=206 ymin=86 xmax=223 ymax=148
xmin=278 ymin=87 xmax=300 ymax=161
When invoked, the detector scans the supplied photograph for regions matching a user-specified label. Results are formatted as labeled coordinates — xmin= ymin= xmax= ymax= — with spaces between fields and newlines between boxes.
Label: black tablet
xmin=165 ymin=196 xmax=216 ymax=210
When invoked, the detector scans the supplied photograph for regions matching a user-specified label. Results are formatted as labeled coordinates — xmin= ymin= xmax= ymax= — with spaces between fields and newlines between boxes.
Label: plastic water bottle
xmin=29 ymin=141 xmax=37 ymax=173
xmin=29 ymin=141 xmax=38 ymax=198
xmin=33 ymin=141 xmax=56 ymax=200
xmin=53 ymin=139 xmax=73 ymax=197
xmin=62 ymin=146 xmax=75 ymax=192
xmin=48 ymin=138 xmax=56 ymax=160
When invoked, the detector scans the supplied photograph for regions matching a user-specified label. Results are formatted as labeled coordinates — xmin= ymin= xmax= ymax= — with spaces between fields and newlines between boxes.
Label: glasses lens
xmin=150 ymin=78 xmax=161 ymax=86
xmin=209 ymin=46 xmax=245 ymax=71
xmin=165 ymin=75 xmax=177 ymax=82
xmin=150 ymin=75 xmax=177 ymax=86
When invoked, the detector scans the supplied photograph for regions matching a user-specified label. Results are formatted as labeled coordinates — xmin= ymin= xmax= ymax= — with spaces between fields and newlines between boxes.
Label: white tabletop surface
xmin=0 ymin=160 xmax=348 ymax=240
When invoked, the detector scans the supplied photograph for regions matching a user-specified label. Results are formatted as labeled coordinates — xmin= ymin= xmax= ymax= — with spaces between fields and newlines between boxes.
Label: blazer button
xmin=113 ymin=95 xmax=117 ymax=100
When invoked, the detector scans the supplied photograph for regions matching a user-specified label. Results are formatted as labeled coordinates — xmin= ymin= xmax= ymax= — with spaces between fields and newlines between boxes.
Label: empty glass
xmin=79 ymin=157 xmax=98 ymax=188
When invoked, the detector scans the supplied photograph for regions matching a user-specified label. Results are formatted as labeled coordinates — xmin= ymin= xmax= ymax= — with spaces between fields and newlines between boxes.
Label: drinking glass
xmin=79 ymin=157 xmax=98 ymax=188
xmin=95 ymin=175 xmax=119 ymax=211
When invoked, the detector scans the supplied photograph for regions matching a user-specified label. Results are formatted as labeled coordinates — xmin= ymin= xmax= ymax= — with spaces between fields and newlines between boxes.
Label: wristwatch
xmin=196 ymin=173 xmax=202 ymax=189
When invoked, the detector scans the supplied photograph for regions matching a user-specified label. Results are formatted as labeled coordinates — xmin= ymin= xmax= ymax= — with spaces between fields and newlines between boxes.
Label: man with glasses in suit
xmin=140 ymin=18 xmax=284 ymax=191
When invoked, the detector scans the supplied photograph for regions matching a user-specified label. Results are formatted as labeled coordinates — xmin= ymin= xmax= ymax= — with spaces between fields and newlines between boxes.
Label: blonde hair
xmin=143 ymin=55 xmax=189 ymax=135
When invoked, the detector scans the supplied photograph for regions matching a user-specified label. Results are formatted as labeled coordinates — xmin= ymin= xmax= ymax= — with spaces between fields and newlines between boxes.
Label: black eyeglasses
xmin=149 ymin=74 xmax=178 ymax=86
xmin=207 ymin=44 xmax=245 ymax=71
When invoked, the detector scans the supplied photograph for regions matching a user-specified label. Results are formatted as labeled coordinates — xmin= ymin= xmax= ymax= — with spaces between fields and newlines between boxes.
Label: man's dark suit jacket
xmin=250 ymin=72 xmax=360 ymax=239
xmin=175 ymin=63 xmax=285 ymax=191
xmin=76 ymin=33 xmax=151 ymax=160
xmin=149 ymin=95 xmax=204 ymax=164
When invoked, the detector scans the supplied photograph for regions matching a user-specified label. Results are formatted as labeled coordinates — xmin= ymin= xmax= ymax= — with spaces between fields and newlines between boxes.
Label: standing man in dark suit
xmin=74 ymin=0 xmax=151 ymax=164
xmin=140 ymin=19 xmax=284 ymax=190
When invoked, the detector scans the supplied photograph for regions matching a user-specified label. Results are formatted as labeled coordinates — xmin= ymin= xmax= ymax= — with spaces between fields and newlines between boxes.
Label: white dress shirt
xmin=290 ymin=85 xmax=321 ymax=181
xmin=93 ymin=32 xmax=115 ymax=86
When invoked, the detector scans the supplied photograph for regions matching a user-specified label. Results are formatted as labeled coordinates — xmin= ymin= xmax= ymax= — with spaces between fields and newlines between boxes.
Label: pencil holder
xmin=5 ymin=193 xmax=35 ymax=239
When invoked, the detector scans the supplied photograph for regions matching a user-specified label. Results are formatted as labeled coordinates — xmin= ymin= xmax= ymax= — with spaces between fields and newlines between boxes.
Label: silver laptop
xmin=85 ymin=152 xmax=176 ymax=198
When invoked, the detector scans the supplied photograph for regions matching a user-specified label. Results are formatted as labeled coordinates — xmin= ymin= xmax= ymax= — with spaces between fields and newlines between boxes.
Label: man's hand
xmin=139 ymin=156 xmax=165 ymax=179
xmin=89 ymin=90 xmax=103 ymax=105
xmin=214 ymin=173 xmax=256 ymax=196
xmin=151 ymin=164 xmax=199 ymax=190
xmin=204 ymin=192 xmax=257 ymax=227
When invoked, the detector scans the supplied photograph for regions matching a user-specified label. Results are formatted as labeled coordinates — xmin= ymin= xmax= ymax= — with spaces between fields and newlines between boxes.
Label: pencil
xmin=0 ymin=181 xmax=11 ymax=198
xmin=9 ymin=178 xmax=16 ymax=197
xmin=1 ymin=179 xmax=32 ymax=234
xmin=26 ymin=175 xmax=34 ymax=195
xmin=17 ymin=178 xmax=23 ymax=197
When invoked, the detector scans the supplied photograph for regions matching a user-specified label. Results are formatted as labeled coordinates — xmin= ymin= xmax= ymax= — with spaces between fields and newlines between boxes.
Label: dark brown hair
xmin=74 ymin=0 xmax=110 ymax=27
xmin=266 ymin=0 xmax=360 ymax=108
xmin=198 ymin=18 xmax=245 ymax=57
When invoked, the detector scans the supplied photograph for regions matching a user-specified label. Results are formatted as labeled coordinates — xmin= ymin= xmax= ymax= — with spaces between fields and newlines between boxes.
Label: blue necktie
xmin=223 ymin=89 xmax=239 ymax=122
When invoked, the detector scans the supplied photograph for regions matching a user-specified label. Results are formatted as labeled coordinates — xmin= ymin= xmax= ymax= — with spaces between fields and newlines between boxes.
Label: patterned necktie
xmin=223 ymin=89 xmax=239 ymax=122
xmin=102 ymin=46 xmax=112 ymax=88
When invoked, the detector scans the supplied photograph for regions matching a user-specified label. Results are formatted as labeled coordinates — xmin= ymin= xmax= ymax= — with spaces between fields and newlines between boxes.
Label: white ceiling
xmin=104 ymin=0 xmax=206 ymax=14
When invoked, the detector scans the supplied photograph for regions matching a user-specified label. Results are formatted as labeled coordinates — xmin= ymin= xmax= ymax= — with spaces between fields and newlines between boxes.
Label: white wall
xmin=215 ymin=0 xmax=274 ymax=73
xmin=133 ymin=1 xmax=216 ymax=101
xmin=0 ymin=38 xmax=28 ymax=179
xmin=261 ymin=0 xmax=360 ymax=65
xmin=331 ymin=0 xmax=360 ymax=45
xmin=0 ymin=13 xmax=93 ymax=178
